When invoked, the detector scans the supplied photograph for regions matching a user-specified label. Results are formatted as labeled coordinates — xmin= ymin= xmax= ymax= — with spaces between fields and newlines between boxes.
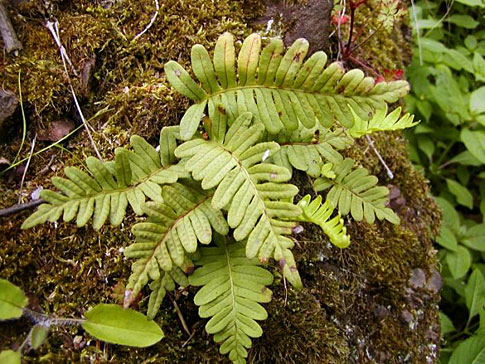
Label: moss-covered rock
xmin=0 ymin=0 xmax=440 ymax=363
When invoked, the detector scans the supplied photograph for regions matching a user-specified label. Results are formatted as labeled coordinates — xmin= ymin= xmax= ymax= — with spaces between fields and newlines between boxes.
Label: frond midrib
xmin=223 ymin=241 xmax=243 ymax=360
xmin=207 ymin=140 xmax=284 ymax=247
xmin=200 ymin=84 xmax=372 ymax=101
xmin=329 ymin=178 xmax=386 ymax=209
xmin=139 ymin=192 xmax=214 ymax=273
xmin=46 ymin=164 xmax=175 ymax=207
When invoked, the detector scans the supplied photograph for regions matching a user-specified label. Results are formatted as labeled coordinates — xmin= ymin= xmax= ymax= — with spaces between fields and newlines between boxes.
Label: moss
xmin=0 ymin=0 xmax=440 ymax=362
xmin=326 ymin=0 xmax=411 ymax=75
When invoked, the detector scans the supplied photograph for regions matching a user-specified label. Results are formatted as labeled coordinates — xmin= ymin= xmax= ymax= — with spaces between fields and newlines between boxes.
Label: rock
xmin=426 ymin=268 xmax=442 ymax=294
xmin=0 ymin=89 xmax=18 ymax=131
xmin=254 ymin=0 xmax=333 ymax=54
xmin=37 ymin=120 xmax=75 ymax=142
xmin=409 ymin=268 xmax=427 ymax=290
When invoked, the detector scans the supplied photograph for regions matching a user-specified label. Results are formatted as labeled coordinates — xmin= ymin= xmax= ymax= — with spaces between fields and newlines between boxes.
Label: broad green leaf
xmin=466 ymin=269 xmax=485 ymax=323
xmin=454 ymin=0 xmax=485 ymax=6
xmin=446 ymin=179 xmax=474 ymax=209
xmin=446 ymin=246 xmax=472 ymax=279
xmin=421 ymin=38 xmax=448 ymax=53
xmin=416 ymin=135 xmax=435 ymax=161
xmin=0 ymin=350 xmax=20 ymax=364
xmin=0 ymin=279 xmax=27 ymax=320
xmin=449 ymin=335 xmax=485 ymax=364
xmin=448 ymin=151 xmax=483 ymax=167
xmin=466 ymin=35 xmax=479 ymax=50
xmin=479 ymin=309 xmax=485 ymax=335
xmin=435 ymin=197 xmax=460 ymax=231
xmin=436 ymin=226 xmax=458 ymax=251
xmin=443 ymin=49 xmax=473 ymax=73
xmin=29 ymin=325 xmax=49 ymax=349
xmin=440 ymin=312 xmax=455 ymax=335
xmin=416 ymin=18 xmax=443 ymax=29
xmin=461 ymin=129 xmax=485 ymax=163
xmin=446 ymin=15 xmax=479 ymax=29
xmin=470 ymin=87 xmax=485 ymax=115
xmin=432 ymin=71 xmax=469 ymax=122
xmin=474 ymin=53 xmax=485 ymax=82
xmin=463 ymin=224 xmax=485 ymax=251
xmin=82 ymin=304 xmax=164 ymax=347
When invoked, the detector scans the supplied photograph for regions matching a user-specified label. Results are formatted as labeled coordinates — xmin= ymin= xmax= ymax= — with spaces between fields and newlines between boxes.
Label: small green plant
xmin=405 ymin=1 xmax=485 ymax=363
xmin=0 ymin=279 xmax=163 ymax=363
xmin=18 ymin=32 xmax=417 ymax=363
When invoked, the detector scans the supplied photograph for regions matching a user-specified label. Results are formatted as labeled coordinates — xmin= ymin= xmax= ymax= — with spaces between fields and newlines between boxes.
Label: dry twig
xmin=45 ymin=20 xmax=103 ymax=161
xmin=0 ymin=1 xmax=22 ymax=54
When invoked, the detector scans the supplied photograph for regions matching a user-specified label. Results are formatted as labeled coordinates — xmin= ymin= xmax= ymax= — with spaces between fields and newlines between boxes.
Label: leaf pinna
xmin=21 ymin=131 xmax=187 ymax=230
xmin=296 ymin=194 xmax=350 ymax=248
xmin=189 ymin=237 xmax=273 ymax=364
xmin=165 ymin=32 xmax=410 ymax=140
xmin=175 ymin=112 xmax=303 ymax=288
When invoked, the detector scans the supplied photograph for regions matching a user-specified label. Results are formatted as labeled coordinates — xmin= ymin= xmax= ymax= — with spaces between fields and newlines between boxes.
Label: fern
xmin=123 ymin=183 xmax=228 ymax=305
xmin=17 ymin=31 xmax=417 ymax=364
xmin=270 ymin=126 xmax=353 ymax=177
xmin=175 ymin=112 xmax=303 ymax=288
xmin=348 ymin=105 xmax=418 ymax=138
xmin=22 ymin=129 xmax=187 ymax=230
xmin=296 ymin=194 xmax=350 ymax=248
xmin=145 ymin=267 xmax=189 ymax=319
xmin=314 ymin=158 xmax=399 ymax=224
xmin=189 ymin=237 xmax=273 ymax=364
xmin=165 ymin=32 xmax=410 ymax=140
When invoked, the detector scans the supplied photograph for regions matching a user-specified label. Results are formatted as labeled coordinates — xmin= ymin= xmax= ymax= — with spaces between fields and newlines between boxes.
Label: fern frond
xmin=175 ymin=112 xmax=303 ymax=288
xmin=145 ymin=266 xmax=189 ymax=319
xmin=124 ymin=183 xmax=228 ymax=305
xmin=165 ymin=32 xmax=410 ymax=140
xmin=271 ymin=126 xmax=353 ymax=177
xmin=314 ymin=158 xmax=400 ymax=224
xmin=348 ymin=105 xmax=418 ymax=138
xmin=21 ymin=128 xmax=188 ymax=230
xmin=189 ymin=237 xmax=273 ymax=364
xmin=295 ymin=194 xmax=350 ymax=248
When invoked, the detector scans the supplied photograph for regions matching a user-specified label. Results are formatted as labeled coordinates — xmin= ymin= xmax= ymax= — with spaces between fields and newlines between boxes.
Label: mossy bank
xmin=0 ymin=0 xmax=441 ymax=362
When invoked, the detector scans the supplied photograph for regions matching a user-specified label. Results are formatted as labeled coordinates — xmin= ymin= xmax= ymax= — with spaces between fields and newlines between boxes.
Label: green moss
xmin=0 ymin=0 xmax=440 ymax=362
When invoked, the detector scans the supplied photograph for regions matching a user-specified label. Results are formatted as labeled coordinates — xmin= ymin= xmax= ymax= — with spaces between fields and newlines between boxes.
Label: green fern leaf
xmin=271 ymin=126 xmax=353 ymax=177
xmin=175 ymin=112 xmax=303 ymax=288
xmin=295 ymin=194 xmax=350 ymax=248
xmin=348 ymin=105 xmax=418 ymax=138
xmin=314 ymin=158 xmax=400 ymax=224
xmin=21 ymin=128 xmax=187 ymax=230
xmin=146 ymin=266 xmax=189 ymax=319
xmin=165 ymin=32 xmax=410 ymax=140
xmin=124 ymin=183 xmax=228 ymax=305
xmin=190 ymin=237 xmax=273 ymax=364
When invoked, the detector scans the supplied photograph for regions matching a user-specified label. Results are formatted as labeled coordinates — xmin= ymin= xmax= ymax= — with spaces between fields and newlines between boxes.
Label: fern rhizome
xmin=22 ymin=32 xmax=418 ymax=363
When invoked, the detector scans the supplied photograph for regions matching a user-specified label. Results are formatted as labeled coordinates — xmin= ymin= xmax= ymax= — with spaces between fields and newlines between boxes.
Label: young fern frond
xmin=124 ymin=183 xmax=228 ymax=306
xmin=314 ymin=158 xmax=399 ymax=224
xmin=270 ymin=126 xmax=353 ymax=177
xmin=295 ymin=194 xmax=350 ymax=248
xmin=175 ymin=112 xmax=303 ymax=288
xmin=348 ymin=105 xmax=418 ymax=138
xmin=189 ymin=237 xmax=273 ymax=364
xmin=146 ymin=267 xmax=189 ymax=319
xmin=21 ymin=128 xmax=187 ymax=230
xmin=165 ymin=32 xmax=410 ymax=140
